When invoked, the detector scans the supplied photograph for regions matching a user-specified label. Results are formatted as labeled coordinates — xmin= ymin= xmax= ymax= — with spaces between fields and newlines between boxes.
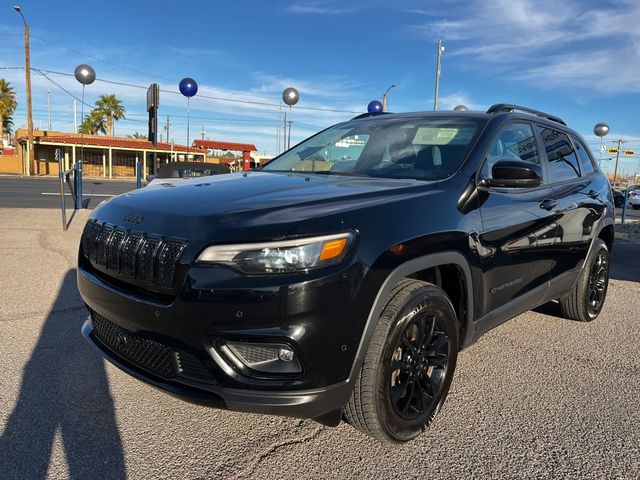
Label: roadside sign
xmin=624 ymin=150 xmax=634 ymax=156
xmin=608 ymin=148 xmax=619 ymax=154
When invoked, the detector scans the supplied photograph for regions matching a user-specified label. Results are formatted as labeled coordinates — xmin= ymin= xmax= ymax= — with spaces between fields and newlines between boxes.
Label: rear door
xmin=477 ymin=122 xmax=557 ymax=319
xmin=536 ymin=126 xmax=605 ymax=291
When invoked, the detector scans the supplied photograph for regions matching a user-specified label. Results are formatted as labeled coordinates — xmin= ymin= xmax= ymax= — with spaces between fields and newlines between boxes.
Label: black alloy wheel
xmin=389 ymin=313 xmax=449 ymax=420
xmin=559 ymin=238 xmax=609 ymax=322
xmin=587 ymin=249 xmax=608 ymax=317
xmin=343 ymin=279 xmax=458 ymax=443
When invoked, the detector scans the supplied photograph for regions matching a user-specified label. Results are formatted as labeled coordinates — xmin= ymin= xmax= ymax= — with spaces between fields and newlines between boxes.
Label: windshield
xmin=263 ymin=116 xmax=487 ymax=180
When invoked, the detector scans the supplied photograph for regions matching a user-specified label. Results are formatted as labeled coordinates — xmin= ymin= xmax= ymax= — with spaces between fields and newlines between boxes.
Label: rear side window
xmin=571 ymin=135 xmax=596 ymax=175
xmin=481 ymin=123 xmax=539 ymax=178
xmin=538 ymin=126 xmax=580 ymax=182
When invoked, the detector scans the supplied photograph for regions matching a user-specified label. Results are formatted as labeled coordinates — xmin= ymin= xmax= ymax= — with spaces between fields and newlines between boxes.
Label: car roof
xmin=349 ymin=109 xmax=577 ymax=135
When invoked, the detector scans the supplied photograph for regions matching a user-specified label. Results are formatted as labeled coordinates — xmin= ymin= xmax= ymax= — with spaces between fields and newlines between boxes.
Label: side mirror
xmin=145 ymin=175 xmax=155 ymax=182
xmin=480 ymin=159 xmax=542 ymax=189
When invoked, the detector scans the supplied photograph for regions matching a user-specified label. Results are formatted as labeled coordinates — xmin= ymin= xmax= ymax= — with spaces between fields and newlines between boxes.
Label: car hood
xmin=91 ymin=171 xmax=436 ymax=252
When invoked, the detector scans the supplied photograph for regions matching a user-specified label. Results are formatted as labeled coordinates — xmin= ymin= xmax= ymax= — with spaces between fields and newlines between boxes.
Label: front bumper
xmin=78 ymin=255 xmax=379 ymax=420
xmin=82 ymin=317 xmax=352 ymax=421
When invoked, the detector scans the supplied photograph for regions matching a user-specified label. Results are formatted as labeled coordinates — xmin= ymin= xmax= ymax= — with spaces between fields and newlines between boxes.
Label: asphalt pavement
xmin=0 ymin=208 xmax=638 ymax=479
xmin=0 ymin=176 xmax=138 ymax=209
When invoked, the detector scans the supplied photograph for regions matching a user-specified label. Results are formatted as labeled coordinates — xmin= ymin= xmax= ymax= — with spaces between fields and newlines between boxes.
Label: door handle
xmin=539 ymin=199 xmax=558 ymax=211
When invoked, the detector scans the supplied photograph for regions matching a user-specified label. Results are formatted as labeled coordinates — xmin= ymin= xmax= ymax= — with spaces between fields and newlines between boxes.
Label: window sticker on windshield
xmin=412 ymin=125 xmax=476 ymax=145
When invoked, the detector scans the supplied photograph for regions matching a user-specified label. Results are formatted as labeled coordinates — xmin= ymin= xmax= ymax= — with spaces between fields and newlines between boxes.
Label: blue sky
xmin=1 ymin=0 xmax=639 ymax=175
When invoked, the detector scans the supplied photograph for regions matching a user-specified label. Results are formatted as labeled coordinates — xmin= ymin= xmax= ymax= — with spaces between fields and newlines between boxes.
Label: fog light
xmin=278 ymin=346 xmax=295 ymax=362
xmin=220 ymin=341 xmax=302 ymax=375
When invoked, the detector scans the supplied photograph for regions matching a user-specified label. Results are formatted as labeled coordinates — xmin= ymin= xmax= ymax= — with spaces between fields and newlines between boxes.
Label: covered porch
xmin=16 ymin=130 xmax=206 ymax=178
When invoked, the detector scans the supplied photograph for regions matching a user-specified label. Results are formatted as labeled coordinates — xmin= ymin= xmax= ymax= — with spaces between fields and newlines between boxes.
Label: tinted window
xmin=481 ymin=123 xmax=539 ymax=179
xmin=571 ymin=135 xmax=596 ymax=175
xmin=263 ymin=117 xmax=487 ymax=181
xmin=538 ymin=126 xmax=580 ymax=182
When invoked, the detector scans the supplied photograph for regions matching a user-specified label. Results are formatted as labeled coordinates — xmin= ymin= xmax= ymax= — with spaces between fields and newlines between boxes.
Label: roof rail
xmin=486 ymin=104 xmax=566 ymax=126
xmin=351 ymin=111 xmax=391 ymax=120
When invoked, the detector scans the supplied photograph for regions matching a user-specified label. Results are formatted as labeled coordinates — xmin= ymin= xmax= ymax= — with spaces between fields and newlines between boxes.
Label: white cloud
xmin=410 ymin=0 xmax=640 ymax=94
xmin=285 ymin=2 xmax=357 ymax=15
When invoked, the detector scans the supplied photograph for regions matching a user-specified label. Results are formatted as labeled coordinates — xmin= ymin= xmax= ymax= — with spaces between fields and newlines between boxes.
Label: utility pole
xmin=47 ymin=79 xmax=51 ymax=131
xmin=200 ymin=120 xmax=205 ymax=140
xmin=164 ymin=115 xmax=170 ymax=143
xmin=287 ymin=120 xmax=293 ymax=150
xmin=612 ymin=139 xmax=624 ymax=187
xmin=73 ymin=99 xmax=77 ymax=133
xmin=15 ymin=6 xmax=34 ymax=175
xmin=433 ymin=39 xmax=445 ymax=111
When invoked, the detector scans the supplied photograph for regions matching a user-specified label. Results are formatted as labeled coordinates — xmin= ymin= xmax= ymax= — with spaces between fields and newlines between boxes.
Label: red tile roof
xmin=193 ymin=140 xmax=257 ymax=152
xmin=18 ymin=131 xmax=203 ymax=153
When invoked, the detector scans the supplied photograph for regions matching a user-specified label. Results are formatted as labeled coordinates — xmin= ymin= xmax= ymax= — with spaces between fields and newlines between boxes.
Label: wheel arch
xmin=348 ymin=252 xmax=474 ymax=383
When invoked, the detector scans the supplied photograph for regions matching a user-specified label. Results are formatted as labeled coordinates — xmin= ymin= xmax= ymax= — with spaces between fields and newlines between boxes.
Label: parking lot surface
xmin=0 ymin=208 xmax=638 ymax=479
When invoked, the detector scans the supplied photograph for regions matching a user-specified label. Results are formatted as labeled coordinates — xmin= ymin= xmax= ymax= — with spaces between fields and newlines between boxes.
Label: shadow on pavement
xmin=0 ymin=270 xmax=126 ymax=479
xmin=609 ymin=239 xmax=640 ymax=283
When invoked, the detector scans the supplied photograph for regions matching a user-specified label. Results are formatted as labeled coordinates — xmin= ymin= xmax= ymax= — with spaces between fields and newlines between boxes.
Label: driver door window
xmin=481 ymin=123 xmax=540 ymax=179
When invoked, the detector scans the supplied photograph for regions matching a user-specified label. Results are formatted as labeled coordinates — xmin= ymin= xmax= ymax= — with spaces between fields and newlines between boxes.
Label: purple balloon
xmin=367 ymin=100 xmax=383 ymax=113
xmin=179 ymin=78 xmax=198 ymax=97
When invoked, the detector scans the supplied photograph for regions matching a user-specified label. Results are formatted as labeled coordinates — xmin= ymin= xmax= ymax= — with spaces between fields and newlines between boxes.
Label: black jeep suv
xmin=78 ymin=104 xmax=614 ymax=442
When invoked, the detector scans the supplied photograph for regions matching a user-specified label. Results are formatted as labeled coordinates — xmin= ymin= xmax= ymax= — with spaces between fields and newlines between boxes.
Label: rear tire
xmin=343 ymin=279 xmax=459 ymax=443
xmin=559 ymin=238 xmax=609 ymax=322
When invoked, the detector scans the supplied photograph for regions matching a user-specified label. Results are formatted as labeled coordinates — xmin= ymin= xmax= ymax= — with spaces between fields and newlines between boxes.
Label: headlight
xmin=196 ymin=232 xmax=354 ymax=274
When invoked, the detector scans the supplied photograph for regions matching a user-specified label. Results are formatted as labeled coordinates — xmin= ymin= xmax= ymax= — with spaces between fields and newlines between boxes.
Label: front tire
xmin=559 ymin=238 xmax=609 ymax=322
xmin=343 ymin=279 xmax=459 ymax=443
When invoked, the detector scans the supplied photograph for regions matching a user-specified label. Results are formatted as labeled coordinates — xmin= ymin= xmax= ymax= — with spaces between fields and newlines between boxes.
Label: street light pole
xmin=433 ymin=39 xmax=445 ymax=111
xmin=382 ymin=84 xmax=396 ymax=112
xmin=14 ymin=5 xmax=34 ymax=175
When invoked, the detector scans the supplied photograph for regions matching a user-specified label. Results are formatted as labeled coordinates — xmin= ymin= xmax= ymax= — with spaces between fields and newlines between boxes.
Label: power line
xmin=2 ymin=66 xmax=361 ymax=114
xmin=33 ymin=69 xmax=93 ymax=108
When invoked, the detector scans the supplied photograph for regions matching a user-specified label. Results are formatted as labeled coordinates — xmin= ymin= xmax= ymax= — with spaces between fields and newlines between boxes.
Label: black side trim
xmin=472 ymin=281 xmax=548 ymax=340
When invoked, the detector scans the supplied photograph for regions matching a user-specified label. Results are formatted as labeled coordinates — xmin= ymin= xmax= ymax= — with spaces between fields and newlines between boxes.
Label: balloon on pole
xmin=453 ymin=104 xmax=468 ymax=111
xmin=367 ymin=100 xmax=383 ymax=113
xmin=73 ymin=63 xmax=95 ymax=210
xmin=593 ymin=122 xmax=610 ymax=167
xmin=74 ymin=64 xmax=96 ymax=85
xmin=593 ymin=122 xmax=609 ymax=138
xmin=179 ymin=78 xmax=198 ymax=149
xmin=281 ymin=87 xmax=299 ymax=151
xmin=179 ymin=77 xmax=198 ymax=98
xmin=282 ymin=87 xmax=299 ymax=106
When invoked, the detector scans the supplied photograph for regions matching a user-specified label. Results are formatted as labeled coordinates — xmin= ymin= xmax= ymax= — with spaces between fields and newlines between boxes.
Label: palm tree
xmin=80 ymin=110 xmax=107 ymax=135
xmin=0 ymin=79 xmax=18 ymax=146
xmin=3 ymin=116 xmax=14 ymax=136
xmin=128 ymin=131 xmax=147 ymax=139
xmin=95 ymin=94 xmax=126 ymax=136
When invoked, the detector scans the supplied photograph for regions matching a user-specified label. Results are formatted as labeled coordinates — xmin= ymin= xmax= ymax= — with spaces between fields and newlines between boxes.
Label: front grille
xmin=82 ymin=219 xmax=186 ymax=288
xmin=91 ymin=313 xmax=176 ymax=379
xmin=90 ymin=313 xmax=217 ymax=384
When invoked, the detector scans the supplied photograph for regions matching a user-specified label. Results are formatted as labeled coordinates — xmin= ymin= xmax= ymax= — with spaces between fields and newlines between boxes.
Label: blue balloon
xmin=179 ymin=77 xmax=198 ymax=97
xmin=367 ymin=100 xmax=383 ymax=113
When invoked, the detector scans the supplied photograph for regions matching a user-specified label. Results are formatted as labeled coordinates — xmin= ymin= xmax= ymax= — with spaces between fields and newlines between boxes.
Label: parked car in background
xmin=628 ymin=186 xmax=640 ymax=209
xmin=146 ymin=161 xmax=230 ymax=188
xmin=612 ymin=190 xmax=625 ymax=208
